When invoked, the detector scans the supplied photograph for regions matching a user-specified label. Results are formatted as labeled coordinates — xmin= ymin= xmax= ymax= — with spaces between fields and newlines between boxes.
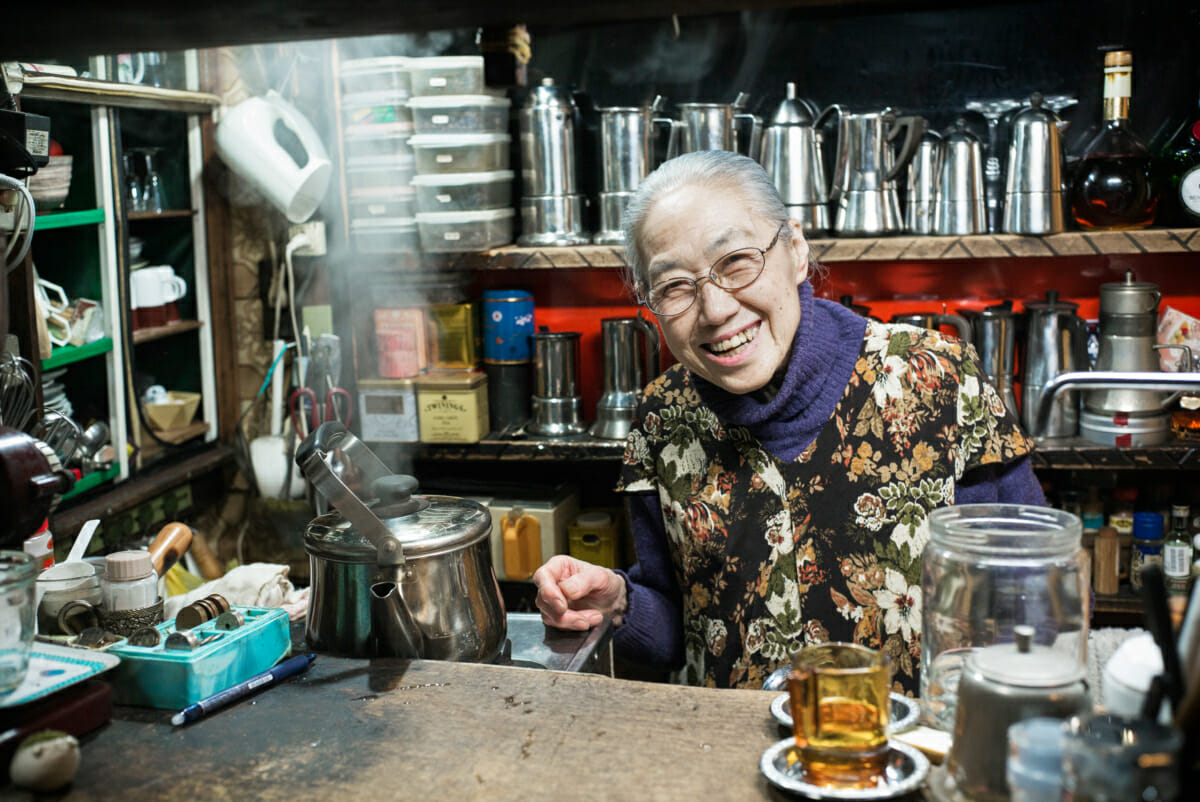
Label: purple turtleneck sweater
xmin=612 ymin=282 xmax=1047 ymax=668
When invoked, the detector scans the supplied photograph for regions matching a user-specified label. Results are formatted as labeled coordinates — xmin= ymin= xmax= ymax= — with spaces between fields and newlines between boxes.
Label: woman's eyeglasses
xmin=642 ymin=223 xmax=788 ymax=317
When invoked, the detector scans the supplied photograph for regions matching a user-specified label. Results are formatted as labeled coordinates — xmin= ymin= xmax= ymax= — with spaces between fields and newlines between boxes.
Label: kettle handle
xmin=885 ymin=115 xmax=926 ymax=182
xmin=296 ymin=421 xmax=405 ymax=565
xmin=1155 ymin=344 xmax=1194 ymax=407
xmin=635 ymin=311 xmax=662 ymax=386
xmin=934 ymin=313 xmax=973 ymax=343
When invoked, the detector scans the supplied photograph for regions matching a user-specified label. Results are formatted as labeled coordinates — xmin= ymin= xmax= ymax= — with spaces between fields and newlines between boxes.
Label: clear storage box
xmin=409 ymin=133 xmax=511 ymax=174
xmin=350 ymin=186 xmax=416 ymax=221
xmin=345 ymin=154 xmax=415 ymax=193
xmin=340 ymin=56 xmax=410 ymax=95
xmin=415 ymin=208 xmax=514 ymax=252
xmin=344 ymin=123 xmax=412 ymax=160
xmin=342 ymin=89 xmax=411 ymax=127
xmin=352 ymin=217 xmax=420 ymax=253
xmin=411 ymin=170 xmax=513 ymax=213
xmin=407 ymin=56 xmax=485 ymax=97
xmin=408 ymin=95 xmax=511 ymax=135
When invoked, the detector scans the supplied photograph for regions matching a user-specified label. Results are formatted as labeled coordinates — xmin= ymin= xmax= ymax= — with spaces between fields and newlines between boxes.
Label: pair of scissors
xmin=290 ymin=386 xmax=353 ymax=435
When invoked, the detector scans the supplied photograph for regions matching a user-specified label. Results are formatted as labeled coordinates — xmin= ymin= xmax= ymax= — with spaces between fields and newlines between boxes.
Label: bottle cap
xmin=105 ymin=550 xmax=155 ymax=581
xmin=1103 ymin=50 xmax=1133 ymax=68
xmin=1132 ymin=511 xmax=1164 ymax=541
xmin=1097 ymin=526 xmax=1118 ymax=541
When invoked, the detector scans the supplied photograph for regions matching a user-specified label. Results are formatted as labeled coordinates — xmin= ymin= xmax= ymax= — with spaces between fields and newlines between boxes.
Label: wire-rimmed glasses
xmin=641 ymin=223 xmax=788 ymax=317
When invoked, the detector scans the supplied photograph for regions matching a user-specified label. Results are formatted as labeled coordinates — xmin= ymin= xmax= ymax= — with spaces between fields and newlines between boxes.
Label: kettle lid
xmin=943 ymin=117 xmax=980 ymax=145
xmin=968 ymin=625 xmax=1086 ymax=688
xmin=526 ymin=77 xmax=575 ymax=108
xmin=1010 ymin=91 xmax=1063 ymax=127
xmin=769 ymin=82 xmax=815 ymax=126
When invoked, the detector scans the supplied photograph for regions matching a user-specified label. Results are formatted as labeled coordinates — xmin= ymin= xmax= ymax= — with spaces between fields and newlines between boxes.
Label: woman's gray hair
xmin=620 ymin=150 xmax=792 ymax=295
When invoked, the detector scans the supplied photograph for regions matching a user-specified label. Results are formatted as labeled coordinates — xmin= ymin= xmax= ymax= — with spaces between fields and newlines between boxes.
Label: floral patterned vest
xmin=617 ymin=321 xmax=1031 ymax=692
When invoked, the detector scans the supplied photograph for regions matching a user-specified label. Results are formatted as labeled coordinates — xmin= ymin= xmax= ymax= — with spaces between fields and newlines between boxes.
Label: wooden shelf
xmin=17 ymin=74 xmax=220 ymax=113
xmin=1031 ymin=437 xmax=1200 ymax=470
xmin=127 ymin=210 xmax=196 ymax=221
xmin=460 ymin=228 xmax=1200 ymax=269
xmin=35 ymin=209 xmax=106 ymax=230
xmin=410 ymin=432 xmax=626 ymax=462
xmin=144 ymin=420 xmax=209 ymax=446
xmin=41 ymin=337 xmax=114 ymax=370
xmin=132 ymin=319 xmax=204 ymax=345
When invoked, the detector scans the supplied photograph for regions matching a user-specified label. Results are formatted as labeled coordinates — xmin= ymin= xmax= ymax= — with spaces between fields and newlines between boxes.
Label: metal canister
xmin=518 ymin=77 xmax=578 ymax=196
xmin=482 ymin=290 xmax=535 ymax=363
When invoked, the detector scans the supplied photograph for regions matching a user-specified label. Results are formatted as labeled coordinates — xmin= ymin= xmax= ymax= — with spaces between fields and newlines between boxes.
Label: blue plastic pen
xmin=171 ymin=653 xmax=316 ymax=726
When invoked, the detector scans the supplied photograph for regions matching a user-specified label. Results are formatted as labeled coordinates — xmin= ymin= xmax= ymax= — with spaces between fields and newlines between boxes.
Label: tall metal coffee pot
xmin=934 ymin=119 xmax=987 ymax=235
xmin=960 ymin=301 xmax=1021 ymax=421
xmin=591 ymin=316 xmax=661 ymax=440
xmin=593 ymin=97 xmax=663 ymax=245
xmin=759 ymin=83 xmax=830 ymax=234
xmin=1022 ymin=291 xmax=1089 ymax=437
xmin=665 ymin=92 xmax=763 ymax=160
xmin=518 ymin=77 xmax=590 ymax=246
xmin=827 ymin=107 xmax=924 ymax=236
xmin=1003 ymin=93 xmax=1068 ymax=236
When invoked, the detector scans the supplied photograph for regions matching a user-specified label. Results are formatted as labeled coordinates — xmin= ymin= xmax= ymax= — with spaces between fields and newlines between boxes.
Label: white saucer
xmin=760 ymin=737 xmax=930 ymax=800
xmin=771 ymin=693 xmax=920 ymax=734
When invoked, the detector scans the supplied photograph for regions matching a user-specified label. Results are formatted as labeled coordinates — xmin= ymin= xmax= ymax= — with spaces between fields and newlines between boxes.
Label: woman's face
xmin=640 ymin=181 xmax=809 ymax=395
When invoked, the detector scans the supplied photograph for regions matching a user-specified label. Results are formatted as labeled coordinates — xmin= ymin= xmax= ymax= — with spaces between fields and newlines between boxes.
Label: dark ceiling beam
xmin=3 ymin=0 xmax=943 ymax=61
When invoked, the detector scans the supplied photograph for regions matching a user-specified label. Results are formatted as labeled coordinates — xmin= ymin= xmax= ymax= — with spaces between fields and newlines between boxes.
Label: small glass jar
xmin=1130 ymin=511 xmax=1164 ymax=592
xmin=101 ymin=551 xmax=158 ymax=612
xmin=921 ymin=504 xmax=1086 ymax=732
xmin=0 ymin=551 xmax=37 ymax=695
xmin=1061 ymin=714 xmax=1181 ymax=801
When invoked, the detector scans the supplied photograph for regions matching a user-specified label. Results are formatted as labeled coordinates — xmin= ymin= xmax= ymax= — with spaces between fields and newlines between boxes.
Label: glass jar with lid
xmin=920 ymin=504 xmax=1087 ymax=732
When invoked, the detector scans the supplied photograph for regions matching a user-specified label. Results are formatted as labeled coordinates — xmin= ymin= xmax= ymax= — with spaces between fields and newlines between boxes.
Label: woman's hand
xmin=533 ymin=555 xmax=627 ymax=631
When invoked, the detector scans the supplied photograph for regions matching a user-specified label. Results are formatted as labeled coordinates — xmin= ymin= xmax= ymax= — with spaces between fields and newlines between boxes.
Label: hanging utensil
xmin=30 ymin=411 xmax=83 ymax=467
xmin=0 ymin=353 xmax=36 ymax=430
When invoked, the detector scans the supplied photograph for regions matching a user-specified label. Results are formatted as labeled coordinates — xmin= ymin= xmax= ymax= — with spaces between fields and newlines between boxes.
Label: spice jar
xmin=921 ymin=504 xmax=1087 ymax=732
xmin=1129 ymin=511 xmax=1164 ymax=592
xmin=101 ymin=551 xmax=158 ymax=612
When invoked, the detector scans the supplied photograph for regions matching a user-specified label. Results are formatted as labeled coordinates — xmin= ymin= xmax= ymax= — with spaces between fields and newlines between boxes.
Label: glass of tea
xmin=786 ymin=642 xmax=892 ymax=787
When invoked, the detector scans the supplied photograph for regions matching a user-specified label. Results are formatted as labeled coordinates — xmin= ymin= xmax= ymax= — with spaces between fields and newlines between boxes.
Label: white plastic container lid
xmin=346 ymin=154 xmax=416 ymax=170
xmin=352 ymin=217 xmax=418 ymax=230
xmin=341 ymin=57 xmax=409 ymax=73
xmin=351 ymin=184 xmax=416 ymax=198
xmin=409 ymin=133 xmax=511 ymax=148
xmin=407 ymin=95 xmax=511 ymax=109
xmin=409 ymin=56 xmax=484 ymax=69
xmin=410 ymin=170 xmax=513 ymax=186
xmin=343 ymin=89 xmax=410 ymax=106
xmin=344 ymin=123 xmax=412 ymax=139
xmin=415 ymin=208 xmax=514 ymax=223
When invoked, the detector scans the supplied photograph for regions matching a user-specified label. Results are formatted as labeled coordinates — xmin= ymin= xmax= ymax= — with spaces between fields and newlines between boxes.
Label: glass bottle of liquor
xmin=1164 ymin=504 xmax=1194 ymax=597
xmin=1155 ymin=94 xmax=1200 ymax=227
xmin=1069 ymin=50 xmax=1159 ymax=230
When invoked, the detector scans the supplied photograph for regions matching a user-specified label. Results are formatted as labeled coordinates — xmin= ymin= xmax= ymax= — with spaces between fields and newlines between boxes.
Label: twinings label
xmin=418 ymin=385 xmax=488 ymax=443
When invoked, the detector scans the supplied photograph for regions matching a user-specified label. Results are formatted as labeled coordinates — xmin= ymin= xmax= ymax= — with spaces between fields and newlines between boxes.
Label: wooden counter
xmin=14 ymin=657 xmax=811 ymax=801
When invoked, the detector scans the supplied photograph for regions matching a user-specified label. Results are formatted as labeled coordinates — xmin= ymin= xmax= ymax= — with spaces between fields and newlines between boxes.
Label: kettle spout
xmin=1055 ymin=119 xmax=1071 ymax=133
xmin=371 ymin=579 xmax=425 ymax=658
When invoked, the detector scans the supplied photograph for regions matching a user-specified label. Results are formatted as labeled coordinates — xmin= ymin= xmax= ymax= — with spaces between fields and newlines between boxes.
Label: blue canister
xmin=1130 ymin=511 xmax=1164 ymax=591
xmin=482 ymin=290 xmax=535 ymax=363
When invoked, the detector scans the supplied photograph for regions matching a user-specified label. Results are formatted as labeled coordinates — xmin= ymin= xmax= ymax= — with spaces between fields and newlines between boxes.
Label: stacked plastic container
xmin=407 ymin=56 xmax=515 ymax=252
xmin=341 ymin=57 xmax=419 ymax=253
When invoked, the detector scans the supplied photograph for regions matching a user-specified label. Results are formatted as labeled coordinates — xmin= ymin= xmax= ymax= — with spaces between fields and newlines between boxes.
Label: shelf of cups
xmin=131 ymin=319 xmax=204 ymax=345
xmin=34 ymin=209 xmax=107 ymax=230
xmin=127 ymin=210 xmax=195 ymax=222
xmin=461 ymin=228 xmax=1200 ymax=269
xmin=41 ymin=336 xmax=114 ymax=371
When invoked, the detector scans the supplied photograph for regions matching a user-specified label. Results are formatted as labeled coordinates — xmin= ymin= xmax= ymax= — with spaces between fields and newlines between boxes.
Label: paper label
xmin=432 ymin=114 xmax=450 ymax=125
xmin=436 ymin=154 xmax=453 ymax=163
xmin=1179 ymin=165 xmax=1200 ymax=217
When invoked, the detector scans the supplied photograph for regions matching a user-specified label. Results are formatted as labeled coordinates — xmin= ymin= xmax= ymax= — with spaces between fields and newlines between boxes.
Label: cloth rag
xmin=163 ymin=562 xmax=309 ymax=622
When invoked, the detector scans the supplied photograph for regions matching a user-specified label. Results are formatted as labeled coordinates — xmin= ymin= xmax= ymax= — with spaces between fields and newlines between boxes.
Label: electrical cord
xmin=1 ymin=172 xmax=35 ymax=273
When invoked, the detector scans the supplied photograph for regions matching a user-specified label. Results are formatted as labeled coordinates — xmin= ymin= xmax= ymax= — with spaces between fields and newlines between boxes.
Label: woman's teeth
xmin=707 ymin=327 xmax=757 ymax=356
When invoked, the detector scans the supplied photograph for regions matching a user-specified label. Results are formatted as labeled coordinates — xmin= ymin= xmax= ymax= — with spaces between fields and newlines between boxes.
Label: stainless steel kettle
xmin=1003 ymin=92 xmax=1069 ymax=235
xmin=665 ymin=91 xmax=763 ymax=160
xmin=939 ymin=625 xmax=1091 ymax=802
xmin=296 ymin=422 xmax=506 ymax=661
xmin=591 ymin=315 xmax=661 ymax=440
xmin=827 ymin=106 xmax=925 ymax=236
xmin=1022 ymin=291 xmax=1090 ymax=437
xmin=934 ymin=119 xmax=987 ymax=235
xmin=905 ymin=124 xmax=941 ymax=235
xmin=759 ymin=83 xmax=830 ymax=233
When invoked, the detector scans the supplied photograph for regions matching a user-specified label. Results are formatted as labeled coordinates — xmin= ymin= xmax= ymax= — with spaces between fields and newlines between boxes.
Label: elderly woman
xmin=533 ymin=150 xmax=1044 ymax=693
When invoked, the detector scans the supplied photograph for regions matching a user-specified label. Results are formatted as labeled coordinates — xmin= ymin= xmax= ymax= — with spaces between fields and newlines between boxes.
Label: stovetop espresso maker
xmin=592 ymin=316 xmax=660 ymax=440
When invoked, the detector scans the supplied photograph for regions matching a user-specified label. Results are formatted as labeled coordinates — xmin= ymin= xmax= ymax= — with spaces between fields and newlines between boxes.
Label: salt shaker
xmin=101 ymin=551 xmax=158 ymax=612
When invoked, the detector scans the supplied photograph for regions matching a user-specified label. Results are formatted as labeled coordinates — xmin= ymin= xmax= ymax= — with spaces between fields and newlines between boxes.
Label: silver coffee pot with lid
xmin=934 ymin=118 xmax=987 ymax=235
xmin=1003 ymin=92 xmax=1069 ymax=235
xmin=518 ymin=77 xmax=589 ymax=246
xmin=759 ymin=83 xmax=830 ymax=233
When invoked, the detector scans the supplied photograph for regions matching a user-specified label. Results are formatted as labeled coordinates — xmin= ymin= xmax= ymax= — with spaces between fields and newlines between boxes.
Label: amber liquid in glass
xmin=1070 ymin=153 xmax=1158 ymax=230
xmin=789 ymin=669 xmax=891 ymax=787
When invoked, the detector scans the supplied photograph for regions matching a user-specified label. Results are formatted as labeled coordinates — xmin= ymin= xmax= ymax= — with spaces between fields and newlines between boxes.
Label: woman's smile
xmin=703 ymin=321 xmax=761 ymax=362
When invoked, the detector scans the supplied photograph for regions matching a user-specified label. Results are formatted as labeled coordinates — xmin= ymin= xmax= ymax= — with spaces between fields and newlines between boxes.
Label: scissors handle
xmin=290 ymin=388 xmax=319 ymax=434
xmin=325 ymin=388 xmax=352 ymax=427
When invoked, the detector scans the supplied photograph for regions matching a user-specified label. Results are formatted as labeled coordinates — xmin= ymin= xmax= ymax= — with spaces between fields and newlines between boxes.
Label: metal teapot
xmin=937 ymin=625 xmax=1091 ymax=802
xmin=1003 ymin=92 xmax=1069 ymax=235
xmin=759 ymin=83 xmax=830 ymax=233
xmin=665 ymin=91 xmax=763 ymax=160
xmin=296 ymin=422 xmax=506 ymax=661
xmin=826 ymin=106 xmax=925 ymax=236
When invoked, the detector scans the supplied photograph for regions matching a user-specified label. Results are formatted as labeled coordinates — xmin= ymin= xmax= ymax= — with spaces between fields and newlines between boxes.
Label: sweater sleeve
xmin=612 ymin=491 xmax=685 ymax=668
xmin=956 ymin=454 xmax=1048 ymax=506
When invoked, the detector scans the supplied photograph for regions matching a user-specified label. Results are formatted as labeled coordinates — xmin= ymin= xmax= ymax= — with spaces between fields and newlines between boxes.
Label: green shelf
xmin=34 ymin=209 xmax=107 ymax=230
xmin=61 ymin=463 xmax=120 ymax=501
xmin=41 ymin=337 xmax=113 ymax=370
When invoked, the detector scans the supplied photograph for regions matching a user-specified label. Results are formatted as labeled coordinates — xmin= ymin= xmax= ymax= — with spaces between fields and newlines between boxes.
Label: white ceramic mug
xmin=130 ymin=268 xmax=167 ymax=329
xmin=146 ymin=265 xmax=187 ymax=322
